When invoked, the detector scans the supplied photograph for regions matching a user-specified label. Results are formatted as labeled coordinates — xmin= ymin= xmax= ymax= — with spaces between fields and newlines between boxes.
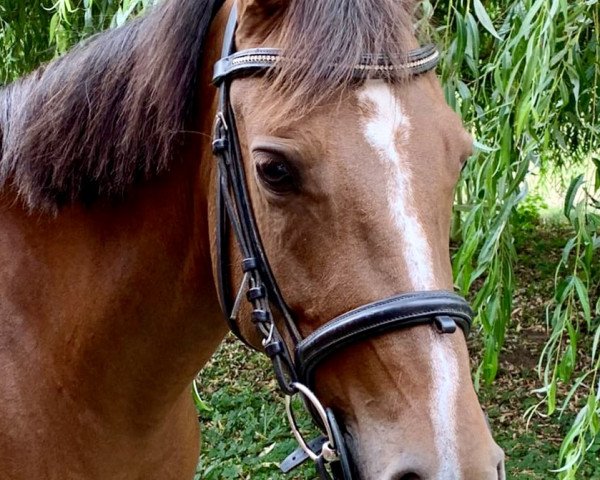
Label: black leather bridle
xmin=211 ymin=6 xmax=473 ymax=479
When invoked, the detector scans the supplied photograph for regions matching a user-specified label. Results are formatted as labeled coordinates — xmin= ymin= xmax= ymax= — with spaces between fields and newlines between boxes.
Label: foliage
xmin=0 ymin=0 xmax=157 ymax=83
xmin=196 ymin=338 xmax=315 ymax=479
xmin=531 ymin=177 xmax=600 ymax=477
xmin=49 ymin=0 xmax=158 ymax=53
xmin=424 ymin=0 xmax=599 ymax=382
xmin=513 ymin=192 xmax=548 ymax=232
xmin=1 ymin=0 xmax=599 ymax=476
xmin=0 ymin=1 xmax=55 ymax=84
xmin=421 ymin=0 xmax=600 ymax=475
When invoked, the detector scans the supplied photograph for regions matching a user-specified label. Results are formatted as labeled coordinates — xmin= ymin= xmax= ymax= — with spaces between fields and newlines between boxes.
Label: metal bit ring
xmin=285 ymin=382 xmax=339 ymax=463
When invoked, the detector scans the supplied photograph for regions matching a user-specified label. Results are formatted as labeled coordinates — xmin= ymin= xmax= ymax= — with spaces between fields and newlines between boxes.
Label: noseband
xmin=211 ymin=6 xmax=473 ymax=479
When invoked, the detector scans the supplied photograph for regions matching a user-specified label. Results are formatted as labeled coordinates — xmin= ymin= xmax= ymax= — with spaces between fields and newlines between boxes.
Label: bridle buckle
xmin=214 ymin=111 xmax=228 ymax=133
xmin=322 ymin=441 xmax=339 ymax=463
xmin=212 ymin=111 xmax=230 ymax=154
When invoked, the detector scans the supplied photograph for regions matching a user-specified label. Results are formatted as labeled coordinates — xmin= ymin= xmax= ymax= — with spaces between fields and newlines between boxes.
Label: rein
xmin=211 ymin=6 xmax=473 ymax=479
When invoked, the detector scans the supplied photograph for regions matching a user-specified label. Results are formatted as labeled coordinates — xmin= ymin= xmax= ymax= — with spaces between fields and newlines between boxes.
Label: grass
xmin=195 ymin=339 xmax=314 ymax=480
xmin=195 ymin=222 xmax=600 ymax=479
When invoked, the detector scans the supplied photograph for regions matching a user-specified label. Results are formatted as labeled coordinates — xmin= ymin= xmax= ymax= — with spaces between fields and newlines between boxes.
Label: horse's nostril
xmin=396 ymin=473 xmax=421 ymax=480
xmin=497 ymin=459 xmax=506 ymax=480
xmin=495 ymin=445 xmax=507 ymax=480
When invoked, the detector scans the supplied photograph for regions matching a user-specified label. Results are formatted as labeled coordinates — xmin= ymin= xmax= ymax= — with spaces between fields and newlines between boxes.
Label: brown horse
xmin=0 ymin=0 xmax=504 ymax=479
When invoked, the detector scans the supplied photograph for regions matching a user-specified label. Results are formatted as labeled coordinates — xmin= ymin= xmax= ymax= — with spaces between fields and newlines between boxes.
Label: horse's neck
xmin=0 ymin=6 xmax=235 ymax=476
xmin=0 ymin=149 xmax=226 ymax=429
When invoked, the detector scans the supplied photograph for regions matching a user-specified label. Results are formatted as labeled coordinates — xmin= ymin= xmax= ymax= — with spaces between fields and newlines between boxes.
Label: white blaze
xmin=357 ymin=80 xmax=434 ymax=290
xmin=429 ymin=333 xmax=462 ymax=479
xmin=358 ymin=81 xmax=461 ymax=479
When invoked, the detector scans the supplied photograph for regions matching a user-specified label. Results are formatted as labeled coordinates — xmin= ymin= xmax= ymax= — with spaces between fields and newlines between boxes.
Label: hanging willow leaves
xmin=426 ymin=0 xmax=599 ymax=477
xmin=473 ymin=0 xmax=502 ymax=40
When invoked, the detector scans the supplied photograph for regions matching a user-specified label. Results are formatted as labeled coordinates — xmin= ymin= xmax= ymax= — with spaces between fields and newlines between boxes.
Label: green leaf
xmin=473 ymin=0 xmax=502 ymax=40
xmin=573 ymin=276 xmax=591 ymax=324
xmin=564 ymin=174 xmax=585 ymax=218
xmin=473 ymin=140 xmax=498 ymax=153
xmin=561 ymin=237 xmax=577 ymax=265
xmin=548 ymin=380 xmax=557 ymax=415
xmin=192 ymin=382 xmax=212 ymax=413
xmin=555 ymin=276 xmax=575 ymax=304
xmin=593 ymin=157 xmax=600 ymax=191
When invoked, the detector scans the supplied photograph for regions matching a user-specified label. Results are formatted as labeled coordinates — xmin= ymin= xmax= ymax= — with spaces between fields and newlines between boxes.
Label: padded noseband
xmin=296 ymin=291 xmax=472 ymax=388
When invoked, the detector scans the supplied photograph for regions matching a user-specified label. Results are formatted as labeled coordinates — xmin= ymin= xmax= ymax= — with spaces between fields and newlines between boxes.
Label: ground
xmin=195 ymin=223 xmax=600 ymax=479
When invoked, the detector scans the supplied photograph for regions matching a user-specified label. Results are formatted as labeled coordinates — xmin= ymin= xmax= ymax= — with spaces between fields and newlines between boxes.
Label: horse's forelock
xmin=267 ymin=0 xmax=418 ymax=116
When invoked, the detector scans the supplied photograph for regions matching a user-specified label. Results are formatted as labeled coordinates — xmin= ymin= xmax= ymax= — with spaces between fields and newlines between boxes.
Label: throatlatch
xmin=211 ymin=6 xmax=471 ymax=480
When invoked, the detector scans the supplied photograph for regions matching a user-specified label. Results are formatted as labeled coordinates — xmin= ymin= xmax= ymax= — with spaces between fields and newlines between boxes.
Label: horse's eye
xmin=256 ymin=157 xmax=297 ymax=194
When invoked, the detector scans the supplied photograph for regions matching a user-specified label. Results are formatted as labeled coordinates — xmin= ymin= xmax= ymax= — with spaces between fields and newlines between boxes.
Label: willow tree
xmin=1 ymin=0 xmax=598 ymax=477
xmin=0 ymin=0 xmax=156 ymax=82
xmin=427 ymin=2 xmax=599 ymax=477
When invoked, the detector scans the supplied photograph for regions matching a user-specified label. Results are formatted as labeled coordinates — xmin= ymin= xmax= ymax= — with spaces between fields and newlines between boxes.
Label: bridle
xmin=211 ymin=5 xmax=474 ymax=478
xmin=211 ymin=5 xmax=474 ymax=479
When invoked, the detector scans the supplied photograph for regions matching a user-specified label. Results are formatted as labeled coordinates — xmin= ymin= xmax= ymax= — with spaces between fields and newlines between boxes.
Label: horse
xmin=0 ymin=0 xmax=505 ymax=479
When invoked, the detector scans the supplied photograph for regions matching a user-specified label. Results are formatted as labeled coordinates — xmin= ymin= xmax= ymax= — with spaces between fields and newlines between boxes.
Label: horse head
xmin=210 ymin=1 xmax=506 ymax=478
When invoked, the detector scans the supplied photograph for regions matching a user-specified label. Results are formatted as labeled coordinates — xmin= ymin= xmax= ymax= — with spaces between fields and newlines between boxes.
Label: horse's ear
xmin=236 ymin=0 xmax=286 ymax=42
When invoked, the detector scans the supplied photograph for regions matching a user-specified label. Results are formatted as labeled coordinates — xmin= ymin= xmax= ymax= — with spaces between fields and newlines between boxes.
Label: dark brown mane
xmin=270 ymin=0 xmax=417 ymax=114
xmin=0 ymin=0 xmax=223 ymax=210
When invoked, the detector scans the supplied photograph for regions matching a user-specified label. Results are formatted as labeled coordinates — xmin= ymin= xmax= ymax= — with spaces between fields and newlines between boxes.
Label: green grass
xmin=195 ymin=339 xmax=314 ymax=480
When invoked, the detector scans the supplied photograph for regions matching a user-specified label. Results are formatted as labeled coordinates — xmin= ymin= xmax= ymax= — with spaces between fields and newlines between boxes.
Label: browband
xmin=213 ymin=44 xmax=440 ymax=85
xmin=296 ymin=291 xmax=472 ymax=388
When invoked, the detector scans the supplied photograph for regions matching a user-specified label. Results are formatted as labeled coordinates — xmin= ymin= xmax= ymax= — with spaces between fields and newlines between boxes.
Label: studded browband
xmin=213 ymin=44 xmax=440 ymax=85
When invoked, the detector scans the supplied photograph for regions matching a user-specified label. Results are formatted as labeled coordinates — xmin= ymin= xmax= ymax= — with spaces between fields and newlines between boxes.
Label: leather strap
xmin=295 ymin=291 xmax=472 ymax=388
xmin=213 ymin=44 xmax=440 ymax=85
xmin=280 ymin=436 xmax=328 ymax=473
xmin=213 ymin=5 xmax=303 ymax=346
